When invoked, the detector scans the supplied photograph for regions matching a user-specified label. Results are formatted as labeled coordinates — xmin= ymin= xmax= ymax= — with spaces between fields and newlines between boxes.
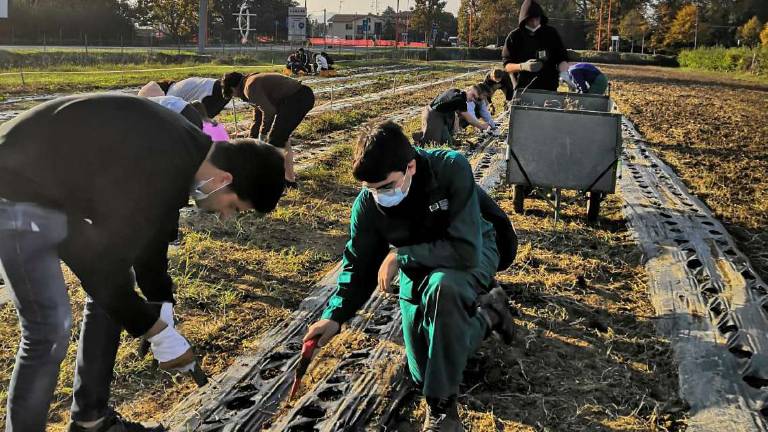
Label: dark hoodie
xmin=501 ymin=0 xmax=568 ymax=91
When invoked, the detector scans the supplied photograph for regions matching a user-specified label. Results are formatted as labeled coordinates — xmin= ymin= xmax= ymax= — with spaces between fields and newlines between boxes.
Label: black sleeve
xmin=477 ymin=186 xmax=517 ymax=271
xmin=134 ymin=216 xmax=179 ymax=304
xmin=179 ymin=105 xmax=203 ymax=129
xmin=202 ymin=80 xmax=231 ymax=118
xmin=501 ymin=31 xmax=516 ymax=66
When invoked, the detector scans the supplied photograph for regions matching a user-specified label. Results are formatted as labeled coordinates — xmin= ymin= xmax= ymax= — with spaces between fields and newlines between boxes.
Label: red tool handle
xmin=301 ymin=336 xmax=319 ymax=359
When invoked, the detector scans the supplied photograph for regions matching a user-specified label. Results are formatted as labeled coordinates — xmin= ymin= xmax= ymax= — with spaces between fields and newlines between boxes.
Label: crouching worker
xmin=416 ymin=85 xmax=491 ymax=146
xmin=138 ymin=75 xmax=233 ymax=119
xmin=0 ymin=94 xmax=286 ymax=432
xmin=560 ymin=63 xmax=609 ymax=95
xmin=303 ymin=121 xmax=516 ymax=432
xmin=224 ymin=72 xmax=316 ymax=188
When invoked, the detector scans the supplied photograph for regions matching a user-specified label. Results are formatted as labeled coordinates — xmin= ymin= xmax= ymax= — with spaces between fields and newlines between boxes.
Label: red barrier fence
xmin=308 ymin=37 xmax=427 ymax=48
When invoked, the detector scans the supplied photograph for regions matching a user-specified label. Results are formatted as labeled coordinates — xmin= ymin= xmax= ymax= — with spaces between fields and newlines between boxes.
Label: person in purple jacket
xmin=560 ymin=63 xmax=609 ymax=95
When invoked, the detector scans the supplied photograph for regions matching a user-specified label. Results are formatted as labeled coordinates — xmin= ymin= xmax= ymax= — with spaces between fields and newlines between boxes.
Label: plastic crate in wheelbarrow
xmin=505 ymin=90 xmax=623 ymax=223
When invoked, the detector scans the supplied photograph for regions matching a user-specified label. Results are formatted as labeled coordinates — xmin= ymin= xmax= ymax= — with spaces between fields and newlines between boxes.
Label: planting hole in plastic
xmin=225 ymin=395 xmax=256 ymax=411
xmin=318 ymin=387 xmax=345 ymax=402
xmin=297 ymin=404 xmax=326 ymax=419
xmin=260 ymin=367 xmax=281 ymax=380
xmin=686 ymin=258 xmax=703 ymax=270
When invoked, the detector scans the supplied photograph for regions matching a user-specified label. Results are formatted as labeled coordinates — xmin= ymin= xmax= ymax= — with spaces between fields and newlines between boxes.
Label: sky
xmin=303 ymin=0 xmax=461 ymax=21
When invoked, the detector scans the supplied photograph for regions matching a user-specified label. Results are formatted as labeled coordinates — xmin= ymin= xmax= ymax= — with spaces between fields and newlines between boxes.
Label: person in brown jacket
xmin=482 ymin=68 xmax=516 ymax=113
xmin=223 ymin=72 xmax=315 ymax=188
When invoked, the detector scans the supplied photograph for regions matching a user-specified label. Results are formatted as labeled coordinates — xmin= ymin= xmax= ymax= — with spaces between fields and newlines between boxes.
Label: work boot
xmin=422 ymin=396 xmax=464 ymax=432
xmin=68 ymin=409 xmax=166 ymax=432
xmin=477 ymin=283 xmax=516 ymax=344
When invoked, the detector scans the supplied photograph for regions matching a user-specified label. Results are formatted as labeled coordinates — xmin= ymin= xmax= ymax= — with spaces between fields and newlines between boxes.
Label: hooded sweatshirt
xmin=501 ymin=0 xmax=568 ymax=91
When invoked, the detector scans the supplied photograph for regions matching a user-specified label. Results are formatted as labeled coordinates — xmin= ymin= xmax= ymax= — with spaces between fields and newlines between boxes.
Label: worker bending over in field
xmin=137 ymin=75 xmax=234 ymax=118
xmin=0 ymin=94 xmax=286 ymax=432
xmin=224 ymin=71 xmax=316 ymax=188
xmin=482 ymin=68 xmax=515 ymax=113
xmin=502 ymin=0 xmax=568 ymax=91
xmin=560 ymin=63 xmax=609 ymax=95
xmin=415 ymin=84 xmax=491 ymax=146
xmin=304 ymin=121 xmax=517 ymax=432
xmin=459 ymin=84 xmax=500 ymax=136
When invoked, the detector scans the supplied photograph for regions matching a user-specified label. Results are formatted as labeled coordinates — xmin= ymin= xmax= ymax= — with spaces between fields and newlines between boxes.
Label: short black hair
xmin=222 ymin=72 xmax=245 ymax=98
xmin=353 ymin=121 xmax=415 ymax=183
xmin=209 ymin=139 xmax=285 ymax=213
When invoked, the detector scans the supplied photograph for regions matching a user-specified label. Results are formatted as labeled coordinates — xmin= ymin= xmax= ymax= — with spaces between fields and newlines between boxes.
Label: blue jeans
xmin=0 ymin=200 xmax=123 ymax=431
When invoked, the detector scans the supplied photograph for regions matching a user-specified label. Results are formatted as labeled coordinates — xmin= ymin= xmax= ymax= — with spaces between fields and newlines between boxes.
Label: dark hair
xmin=209 ymin=139 xmax=285 ymax=213
xmin=156 ymin=80 xmax=175 ymax=94
xmin=491 ymin=68 xmax=506 ymax=81
xmin=353 ymin=121 xmax=415 ymax=183
xmin=222 ymin=72 xmax=245 ymax=99
xmin=468 ymin=83 xmax=491 ymax=100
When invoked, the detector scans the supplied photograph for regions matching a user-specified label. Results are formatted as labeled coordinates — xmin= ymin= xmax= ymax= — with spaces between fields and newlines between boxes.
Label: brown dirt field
xmin=604 ymin=64 xmax=768 ymax=283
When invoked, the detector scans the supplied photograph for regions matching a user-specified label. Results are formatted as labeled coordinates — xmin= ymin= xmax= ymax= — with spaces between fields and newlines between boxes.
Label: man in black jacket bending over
xmin=502 ymin=0 xmax=568 ymax=91
xmin=0 ymin=94 xmax=286 ymax=432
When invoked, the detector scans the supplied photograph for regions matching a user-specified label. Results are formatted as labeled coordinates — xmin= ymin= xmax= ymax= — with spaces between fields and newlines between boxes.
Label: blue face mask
xmin=371 ymin=173 xmax=412 ymax=208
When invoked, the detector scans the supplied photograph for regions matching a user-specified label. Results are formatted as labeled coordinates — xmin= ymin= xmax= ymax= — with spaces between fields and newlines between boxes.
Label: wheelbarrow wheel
xmin=586 ymin=191 xmax=603 ymax=224
xmin=513 ymin=185 xmax=526 ymax=213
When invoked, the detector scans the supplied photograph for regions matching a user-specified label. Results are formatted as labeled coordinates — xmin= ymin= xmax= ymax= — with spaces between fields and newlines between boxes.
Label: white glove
xmin=160 ymin=302 xmax=174 ymax=327
xmin=149 ymin=326 xmax=192 ymax=366
xmin=520 ymin=59 xmax=543 ymax=73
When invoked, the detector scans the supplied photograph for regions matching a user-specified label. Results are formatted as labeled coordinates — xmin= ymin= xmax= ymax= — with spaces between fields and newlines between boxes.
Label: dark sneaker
xmin=285 ymin=180 xmax=299 ymax=190
xmin=422 ymin=396 xmax=464 ymax=432
xmin=477 ymin=285 xmax=516 ymax=344
xmin=68 ymin=410 xmax=166 ymax=432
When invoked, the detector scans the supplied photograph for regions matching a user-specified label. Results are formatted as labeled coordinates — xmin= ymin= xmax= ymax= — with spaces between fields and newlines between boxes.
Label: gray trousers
xmin=0 ymin=199 xmax=123 ymax=431
xmin=420 ymin=106 xmax=455 ymax=146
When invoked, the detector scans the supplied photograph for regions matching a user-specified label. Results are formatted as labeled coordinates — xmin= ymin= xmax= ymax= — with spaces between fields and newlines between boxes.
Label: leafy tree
xmin=761 ymin=22 xmax=768 ymax=46
xmin=134 ymin=0 xmax=199 ymax=44
xmin=738 ymin=15 xmax=762 ymax=46
xmin=618 ymin=9 xmax=648 ymax=51
xmin=458 ymin=0 xmax=518 ymax=47
xmin=664 ymin=3 xmax=702 ymax=48
xmin=411 ymin=0 xmax=447 ymax=38
xmin=382 ymin=6 xmax=398 ymax=39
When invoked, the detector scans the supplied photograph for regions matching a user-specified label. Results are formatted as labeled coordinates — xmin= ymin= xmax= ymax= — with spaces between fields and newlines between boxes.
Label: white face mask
xmin=371 ymin=173 xmax=412 ymax=208
xmin=525 ymin=24 xmax=541 ymax=33
xmin=191 ymin=177 xmax=231 ymax=202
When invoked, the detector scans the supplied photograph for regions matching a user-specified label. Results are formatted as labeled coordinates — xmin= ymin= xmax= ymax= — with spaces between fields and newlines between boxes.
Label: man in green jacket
xmin=304 ymin=121 xmax=514 ymax=432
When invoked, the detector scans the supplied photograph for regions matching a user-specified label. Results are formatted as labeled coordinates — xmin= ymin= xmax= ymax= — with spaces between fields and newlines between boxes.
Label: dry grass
xmin=604 ymin=64 xmax=768 ymax=284
xmin=0 ymin=63 xmax=694 ymax=431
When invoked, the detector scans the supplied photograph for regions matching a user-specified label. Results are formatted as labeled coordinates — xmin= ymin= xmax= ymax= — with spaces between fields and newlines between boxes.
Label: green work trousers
xmin=398 ymin=231 xmax=499 ymax=398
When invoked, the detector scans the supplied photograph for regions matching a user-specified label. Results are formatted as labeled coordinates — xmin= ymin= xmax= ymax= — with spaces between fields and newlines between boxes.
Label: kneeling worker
xmin=0 ymin=94 xmax=286 ymax=431
xmin=417 ymin=84 xmax=491 ymax=146
xmin=560 ymin=63 xmax=608 ymax=95
xmin=304 ymin=121 xmax=515 ymax=432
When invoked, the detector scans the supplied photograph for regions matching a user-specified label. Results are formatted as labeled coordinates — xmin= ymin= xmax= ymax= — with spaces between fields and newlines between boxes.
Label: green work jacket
xmin=322 ymin=148 xmax=495 ymax=324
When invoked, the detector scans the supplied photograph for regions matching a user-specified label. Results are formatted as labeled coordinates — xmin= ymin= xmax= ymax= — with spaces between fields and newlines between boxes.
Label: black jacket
xmin=501 ymin=0 xmax=568 ymax=91
xmin=0 ymin=94 xmax=211 ymax=336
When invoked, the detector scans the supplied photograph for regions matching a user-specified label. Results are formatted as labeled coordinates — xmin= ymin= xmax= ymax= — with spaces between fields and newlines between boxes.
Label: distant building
xmin=327 ymin=14 xmax=385 ymax=40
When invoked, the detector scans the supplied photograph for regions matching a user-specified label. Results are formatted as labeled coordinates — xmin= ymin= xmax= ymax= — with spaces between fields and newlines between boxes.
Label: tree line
xmin=455 ymin=0 xmax=768 ymax=52
xmin=0 ymin=0 xmax=300 ymax=45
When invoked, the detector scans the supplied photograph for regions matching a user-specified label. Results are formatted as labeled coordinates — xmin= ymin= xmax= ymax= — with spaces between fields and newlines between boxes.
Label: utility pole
xmin=606 ymin=0 xmax=612 ymax=51
xmin=395 ymin=0 xmax=400 ymax=47
xmin=694 ymin=3 xmax=699 ymax=48
xmin=324 ymin=8 xmax=327 ymax=45
xmin=596 ymin=0 xmax=603 ymax=51
xmin=198 ymin=0 xmax=207 ymax=54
